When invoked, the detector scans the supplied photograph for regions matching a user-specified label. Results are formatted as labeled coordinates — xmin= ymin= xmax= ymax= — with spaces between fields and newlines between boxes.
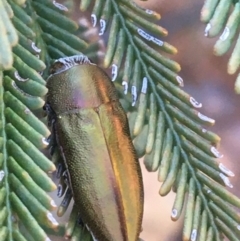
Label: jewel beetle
xmin=44 ymin=55 xmax=144 ymax=241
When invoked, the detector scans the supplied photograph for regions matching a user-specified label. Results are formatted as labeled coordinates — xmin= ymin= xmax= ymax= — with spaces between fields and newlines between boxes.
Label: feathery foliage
xmin=82 ymin=1 xmax=240 ymax=241
xmin=0 ymin=0 xmax=96 ymax=240
xmin=0 ymin=0 xmax=240 ymax=241
xmin=201 ymin=0 xmax=240 ymax=93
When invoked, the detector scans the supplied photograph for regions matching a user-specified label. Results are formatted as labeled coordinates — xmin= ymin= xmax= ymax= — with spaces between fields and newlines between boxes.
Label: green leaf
xmin=201 ymin=0 xmax=240 ymax=93
xmin=0 ymin=0 xmax=95 ymax=240
xmin=81 ymin=1 xmax=240 ymax=240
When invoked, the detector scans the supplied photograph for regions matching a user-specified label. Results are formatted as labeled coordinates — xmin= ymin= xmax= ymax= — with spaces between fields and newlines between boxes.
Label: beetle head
xmin=46 ymin=55 xmax=118 ymax=115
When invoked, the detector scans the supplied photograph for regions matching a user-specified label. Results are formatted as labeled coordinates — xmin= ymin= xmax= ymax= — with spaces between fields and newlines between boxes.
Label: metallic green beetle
xmin=45 ymin=55 xmax=144 ymax=241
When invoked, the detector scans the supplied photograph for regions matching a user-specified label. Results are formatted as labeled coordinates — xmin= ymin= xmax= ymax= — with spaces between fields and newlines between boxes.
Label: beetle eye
xmin=49 ymin=61 xmax=66 ymax=75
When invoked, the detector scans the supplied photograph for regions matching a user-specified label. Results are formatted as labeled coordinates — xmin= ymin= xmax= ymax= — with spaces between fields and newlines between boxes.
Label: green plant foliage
xmin=1 ymin=1 xmax=56 ymax=240
xmin=201 ymin=0 xmax=240 ymax=93
xmin=0 ymin=0 xmax=240 ymax=241
xmin=81 ymin=1 xmax=240 ymax=241
xmin=0 ymin=0 xmax=97 ymax=240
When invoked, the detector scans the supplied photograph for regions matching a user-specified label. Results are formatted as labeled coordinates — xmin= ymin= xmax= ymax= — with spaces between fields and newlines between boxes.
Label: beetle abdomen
xmin=46 ymin=55 xmax=144 ymax=241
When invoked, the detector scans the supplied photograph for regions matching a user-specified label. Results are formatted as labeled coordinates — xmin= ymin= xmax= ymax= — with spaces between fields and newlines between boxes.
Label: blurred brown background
xmin=51 ymin=1 xmax=240 ymax=240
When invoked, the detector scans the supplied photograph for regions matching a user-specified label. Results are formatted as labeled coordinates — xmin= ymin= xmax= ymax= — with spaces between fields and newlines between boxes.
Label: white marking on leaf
xmin=137 ymin=28 xmax=163 ymax=46
xmin=219 ymin=173 xmax=233 ymax=188
xmin=210 ymin=146 xmax=223 ymax=158
xmin=122 ymin=81 xmax=128 ymax=95
xmin=204 ymin=23 xmax=211 ymax=37
xmin=171 ymin=209 xmax=177 ymax=218
xmin=0 ymin=171 xmax=5 ymax=182
xmin=31 ymin=42 xmax=41 ymax=53
xmin=207 ymin=189 xmax=212 ymax=194
xmin=202 ymin=128 xmax=207 ymax=133
xmin=219 ymin=163 xmax=234 ymax=177
xmin=220 ymin=27 xmax=230 ymax=41
xmin=198 ymin=113 xmax=215 ymax=124
xmin=146 ymin=9 xmax=153 ymax=14
xmin=190 ymin=229 xmax=197 ymax=241
xmin=152 ymin=38 xmax=164 ymax=46
xmin=14 ymin=71 xmax=28 ymax=82
xmin=176 ymin=76 xmax=184 ymax=87
xmin=24 ymin=108 xmax=30 ymax=114
xmin=131 ymin=86 xmax=137 ymax=106
xmin=52 ymin=1 xmax=68 ymax=11
xmin=47 ymin=212 xmax=59 ymax=226
xmin=91 ymin=14 xmax=97 ymax=27
xmin=190 ymin=97 xmax=202 ymax=108
xmin=12 ymin=81 xmax=34 ymax=97
xmin=50 ymin=200 xmax=57 ymax=208
xmin=141 ymin=77 xmax=148 ymax=94
xmin=42 ymin=137 xmax=50 ymax=146
xmin=111 ymin=64 xmax=118 ymax=81
xmin=99 ymin=19 xmax=106 ymax=36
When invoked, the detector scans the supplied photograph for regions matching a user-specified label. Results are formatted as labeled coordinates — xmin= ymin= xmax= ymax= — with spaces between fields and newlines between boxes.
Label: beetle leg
xmin=61 ymin=187 xmax=72 ymax=207
xmin=62 ymin=169 xmax=71 ymax=186
xmin=77 ymin=215 xmax=84 ymax=227
xmin=57 ymin=187 xmax=73 ymax=217
xmin=56 ymin=163 xmax=65 ymax=178
xmin=57 ymin=176 xmax=67 ymax=198
xmin=45 ymin=134 xmax=55 ymax=155
xmin=43 ymin=103 xmax=60 ymax=159
xmin=43 ymin=102 xmax=55 ymax=126
xmin=49 ymin=119 xmax=58 ymax=155
xmin=65 ymin=212 xmax=90 ymax=240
